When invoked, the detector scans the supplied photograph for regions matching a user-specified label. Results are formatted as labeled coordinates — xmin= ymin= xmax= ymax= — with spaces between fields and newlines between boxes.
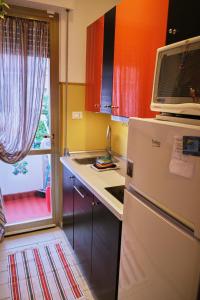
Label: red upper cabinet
xmin=112 ymin=0 xmax=169 ymax=117
xmin=85 ymin=17 xmax=104 ymax=112
xmin=85 ymin=9 xmax=116 ymax=114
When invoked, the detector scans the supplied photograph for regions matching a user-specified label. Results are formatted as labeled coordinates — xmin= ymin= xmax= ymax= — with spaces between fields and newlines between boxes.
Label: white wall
xmin=68 ymin=0 xmax=121 ymax=83
xmin=0 ymin=156 xmax=44 ymax=195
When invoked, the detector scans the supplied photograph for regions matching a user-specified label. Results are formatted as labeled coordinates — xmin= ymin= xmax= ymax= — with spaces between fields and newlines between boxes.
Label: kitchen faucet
xmin=106 ymin=125 xmax=112 ymax=157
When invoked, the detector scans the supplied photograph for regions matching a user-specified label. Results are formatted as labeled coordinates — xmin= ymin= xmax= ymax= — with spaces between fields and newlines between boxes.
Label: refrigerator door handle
xmin=128 ymin=187 xmax=196 ymax=240
xmin=196 ymin=283 xmax=200 ymax=300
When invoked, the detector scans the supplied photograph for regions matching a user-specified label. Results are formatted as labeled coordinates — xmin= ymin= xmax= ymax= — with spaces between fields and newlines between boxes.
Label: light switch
xmin=72 ymin=112 xmax=83 ymax=119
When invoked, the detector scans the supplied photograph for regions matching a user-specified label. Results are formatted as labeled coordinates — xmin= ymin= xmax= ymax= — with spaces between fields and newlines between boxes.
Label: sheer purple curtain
xmin=0 ymin=16 xmax=49 ymax=164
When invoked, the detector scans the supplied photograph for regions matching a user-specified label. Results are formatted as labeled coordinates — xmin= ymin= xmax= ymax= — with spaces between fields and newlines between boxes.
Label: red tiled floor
xmin=3 ymin=191 xmax=51 ymax=224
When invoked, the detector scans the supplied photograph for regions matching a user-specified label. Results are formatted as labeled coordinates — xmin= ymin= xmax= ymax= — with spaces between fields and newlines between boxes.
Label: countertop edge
xmin=60 ymin=156 xmax=123 ymax=221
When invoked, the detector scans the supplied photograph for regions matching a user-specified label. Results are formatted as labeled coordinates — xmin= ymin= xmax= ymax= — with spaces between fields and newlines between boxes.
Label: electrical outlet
xmin=72 ymin=112 xmax=83 ymax=120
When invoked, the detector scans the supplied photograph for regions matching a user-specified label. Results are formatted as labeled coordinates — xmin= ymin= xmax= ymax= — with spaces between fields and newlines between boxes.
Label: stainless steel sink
xmin=73 ymin=155 xmax=119 ymax=165
xmin=105 ymin=185 xmax=125 ymax=203
xmin=73 ymin=157 xmax=98 ymax=165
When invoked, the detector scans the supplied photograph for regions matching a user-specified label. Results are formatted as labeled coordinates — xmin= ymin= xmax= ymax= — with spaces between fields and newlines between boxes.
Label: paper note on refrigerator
xmin=169 ymin=136 xmax=194 ymax=179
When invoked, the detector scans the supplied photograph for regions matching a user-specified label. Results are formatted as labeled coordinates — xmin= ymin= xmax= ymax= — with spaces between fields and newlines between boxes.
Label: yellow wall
xmin=63 ymin=83 xmax=128 ymax=157
xmin=64 ymin=0 xmax=127 ymax=155
xmin=66 ymin=83 xmax=110 ymax=151
xmin=109 ymin=120 xmax=128 ymax=157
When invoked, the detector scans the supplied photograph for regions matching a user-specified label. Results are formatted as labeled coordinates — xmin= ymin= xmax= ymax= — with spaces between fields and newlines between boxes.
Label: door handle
xmin=172 ymin=28 xmax=177 ymax=35
xmin=74 ymin=185 xmax=85 ymax=198
xmin=43 ymin=134 xmax=55 ymax=140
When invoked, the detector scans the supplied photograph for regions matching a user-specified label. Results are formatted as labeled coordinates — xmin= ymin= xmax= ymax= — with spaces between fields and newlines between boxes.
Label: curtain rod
xmin=6 ymin=12 xmax=52 ymax=22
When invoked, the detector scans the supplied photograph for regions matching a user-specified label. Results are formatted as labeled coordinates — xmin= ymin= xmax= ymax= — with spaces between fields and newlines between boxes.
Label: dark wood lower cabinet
xmin=62 ymin=166 xmax=121 ymax=300
xmin=62 ymin=167 xmax=75 ymax=248
xmin=91 ymin=198 xmax=122 ymax=300
xmin=73 ymin=179 xmax=93 ymax=281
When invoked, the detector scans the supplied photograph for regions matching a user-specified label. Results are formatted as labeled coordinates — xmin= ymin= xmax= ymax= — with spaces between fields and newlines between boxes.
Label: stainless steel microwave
xmin=151 ymin=36 xmax=200 ymax=116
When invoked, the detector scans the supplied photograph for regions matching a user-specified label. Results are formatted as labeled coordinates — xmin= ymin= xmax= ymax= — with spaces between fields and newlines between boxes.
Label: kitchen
xmin=0 ymin=0 xmax=200 ymax=300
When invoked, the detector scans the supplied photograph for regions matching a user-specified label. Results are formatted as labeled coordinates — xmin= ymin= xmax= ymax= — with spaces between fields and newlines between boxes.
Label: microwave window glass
xmin=156 ymin=48 xmax=200 ymax=104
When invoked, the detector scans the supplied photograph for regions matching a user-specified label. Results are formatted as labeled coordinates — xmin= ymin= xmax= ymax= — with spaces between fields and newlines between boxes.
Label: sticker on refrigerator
xmin=169 ymin=136 xmax=195 ymax=179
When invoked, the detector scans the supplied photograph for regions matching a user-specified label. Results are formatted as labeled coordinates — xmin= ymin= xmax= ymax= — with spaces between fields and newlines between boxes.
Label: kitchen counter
xmin=60 ymin=152 xmax=125 ymax=220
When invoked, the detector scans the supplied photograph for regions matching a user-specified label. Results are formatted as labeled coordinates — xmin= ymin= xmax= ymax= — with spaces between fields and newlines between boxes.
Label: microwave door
xmin=157 ymin=49 xmax=200 ymax=105
xmin=151 ymin=36 xmax=200 ymax=116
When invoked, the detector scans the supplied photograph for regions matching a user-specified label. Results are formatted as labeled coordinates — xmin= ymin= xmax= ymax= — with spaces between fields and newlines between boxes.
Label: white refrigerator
xmin=118 ymin=117 xmax=200 ymax=300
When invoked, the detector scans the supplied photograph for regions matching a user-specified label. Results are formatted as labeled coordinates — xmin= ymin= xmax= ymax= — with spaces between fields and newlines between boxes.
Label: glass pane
xmin=0 ymin=154 xmax=52 ymax=224
xmin=32 ymin=59 xmax=51 ymax=150
xmin=156 ymin=41 xmax=200 ymax=104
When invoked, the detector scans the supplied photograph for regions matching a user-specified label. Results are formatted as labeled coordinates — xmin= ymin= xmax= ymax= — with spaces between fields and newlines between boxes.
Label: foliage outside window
xmin=0 ymin=0 xmax=9 ymax=19
xmin=13 ymin=161 xmax=28 ymax=175
xmin=32 ymin=90 xmax=50 ymax=149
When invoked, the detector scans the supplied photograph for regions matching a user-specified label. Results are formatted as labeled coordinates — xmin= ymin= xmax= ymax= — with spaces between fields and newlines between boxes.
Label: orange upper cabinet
xmin=85 ymin=16 xmax=104 ymax=112
xmin=85 ymin=8 xmax=116 ymax=113
xmin=112 ymin=0 xmax=169 ymax=117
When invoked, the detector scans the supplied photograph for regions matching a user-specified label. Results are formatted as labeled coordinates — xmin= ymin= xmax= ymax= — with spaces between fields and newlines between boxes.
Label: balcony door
xmin=0 ymin=7 xmax=59 ymax=235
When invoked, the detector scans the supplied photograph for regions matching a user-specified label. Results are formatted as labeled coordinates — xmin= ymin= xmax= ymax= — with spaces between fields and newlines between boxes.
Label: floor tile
xmin=4 ymin=192 xmax=50 ymax=224
xmin=77 ymin=276 xmax=91 ymax=292
xmin=84 ymin=289 xmax=96 ymax=300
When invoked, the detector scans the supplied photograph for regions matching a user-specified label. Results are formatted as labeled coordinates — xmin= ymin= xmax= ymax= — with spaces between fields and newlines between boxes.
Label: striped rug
xmin=7 ymin=242 xmax=86 ymax=300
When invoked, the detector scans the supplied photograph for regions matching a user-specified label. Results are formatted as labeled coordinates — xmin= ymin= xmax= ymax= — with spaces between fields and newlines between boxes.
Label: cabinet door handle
xmin=94 ymin=104 xmax=101 ymax=108
xmin=168 ymin=28 xmax=177 ymax=35
xmin=172 ymin=28 xmax=177 ymax=35
xmin=104 ymin=105 xmax=119 ymax=109
xmin=73 ymin=185 xmax=85 ymax=198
